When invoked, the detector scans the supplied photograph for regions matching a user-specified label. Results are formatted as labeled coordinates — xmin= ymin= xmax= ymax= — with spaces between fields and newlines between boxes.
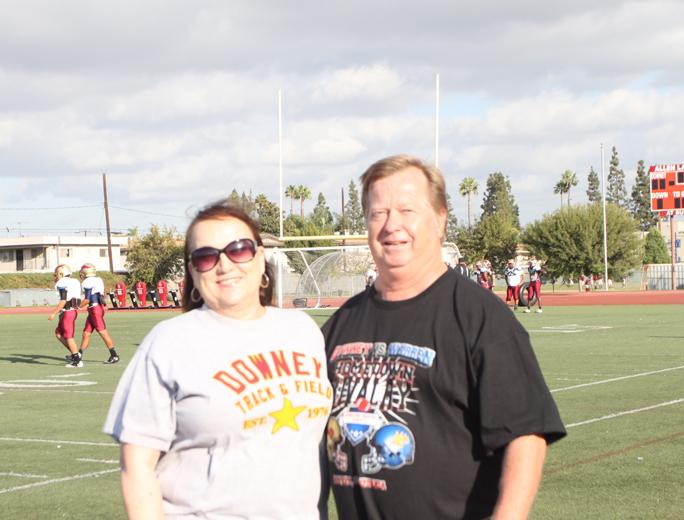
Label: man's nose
xmin=383 ymin=209 xmax=402 ymax=231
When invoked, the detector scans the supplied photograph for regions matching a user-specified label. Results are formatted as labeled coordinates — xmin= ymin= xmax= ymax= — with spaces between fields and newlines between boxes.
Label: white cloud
xmin=311 ymin=65 xmax=404 ymax=102
xmin=3 ymin=0 xmax=684 ymax=235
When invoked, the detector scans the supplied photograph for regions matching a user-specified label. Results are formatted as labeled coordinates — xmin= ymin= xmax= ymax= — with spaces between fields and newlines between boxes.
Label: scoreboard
xmin=649 ymin=163 xmax=684 ymax=217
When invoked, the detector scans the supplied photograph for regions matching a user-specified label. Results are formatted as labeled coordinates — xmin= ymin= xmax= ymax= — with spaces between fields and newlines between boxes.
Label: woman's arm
xmin=120 ymin=443 xmax=164 ymax=520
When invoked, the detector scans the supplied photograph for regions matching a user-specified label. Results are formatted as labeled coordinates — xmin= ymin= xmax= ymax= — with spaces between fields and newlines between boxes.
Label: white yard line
xmin=0 ymin=472 xmax=48 ymax=479
xmin=0 ymin=469 xmax=119 ymax=495
xmin=566 ymin=398 xmax=684 ymax=428
xmin=76 ymin=458 xmax=118 ymax=464
xmin=0 ymin=437 xmax=117 ymax=447
xmin=551 ymin=365 xmax=684 ymax=393
xmin=49 ymin=373 xmax=91 ymax=378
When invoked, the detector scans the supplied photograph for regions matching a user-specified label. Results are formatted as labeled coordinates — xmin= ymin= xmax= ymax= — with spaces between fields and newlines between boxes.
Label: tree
xmin=445 ymin=193 xmax=459 ymax=243
xmin=474 ymin=212 xmax=519 ymax=273
xmin=553 ymin=181 xmax=566 ymax=208
xmin=254 ymin=194 xmax=280 ymax=235
xmin=562 ymin=170 xmax=578 ymax=206
xmin=521 ymin=203 xmax=641 ymax=281
xmin=643 ymin=228 xmax=670 ymax=264
xmin=554 ymin=170 xmax=579 ymax=208
xmin=631 ymin=159 xmax=657 ymax=231
xmin=240 ymin=191 xmax=255 ymax=217
xmin=228 ymin=189 xmax=241 ymax=206
xmin=606 ymin=146 xmax=628 ymax=208
xmin=458 ymin=177 xmax=479 ymax=227
xmin=297 ymin=185 xmax=311 ymax=218
xmin=454 ymin=224 xmax=480 ymax=265
xmin=480 ymin=172 xmax=520 ymax=228
xmin=311 ymin=192 xmax=334 ymax=230
xmin=344 ymin=180 xmax=365 ymax=234
xmin=586 ymin=166 xmax=601 ymax=203
xmin=125 ymin=226 xmax=184 ymax=286
xmin=285 ymin=185 xmax=297 ymax=216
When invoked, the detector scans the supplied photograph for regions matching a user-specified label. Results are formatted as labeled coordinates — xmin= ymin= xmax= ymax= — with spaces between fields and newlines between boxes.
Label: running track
xmin=2 ymin=290 xmax=683 ymax=315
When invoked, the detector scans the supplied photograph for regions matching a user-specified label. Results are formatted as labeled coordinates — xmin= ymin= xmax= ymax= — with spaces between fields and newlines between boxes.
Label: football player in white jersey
xmin=504 ymin=259 xmax=524 ymax=310
xmin=48 ymin=264 xmax=83 ymax=367
xmin=78 ymin=263 xmax=120 ymax=364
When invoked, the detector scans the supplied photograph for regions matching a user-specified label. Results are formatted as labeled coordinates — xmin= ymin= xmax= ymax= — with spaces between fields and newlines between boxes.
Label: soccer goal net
xmin=267 ymin=242 xmax=461 ymax=308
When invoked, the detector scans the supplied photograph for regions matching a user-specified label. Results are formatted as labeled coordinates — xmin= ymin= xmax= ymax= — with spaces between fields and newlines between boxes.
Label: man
xmin=456 ymin=257 xmax=469 ymax=278
xmin=48 ymin=264 xmax=83 ymax=368
xmin=504 ymin=259 xmax=524 ymax=310
xmin=322 ymin=155 xmax=565 ymax=519
xmin=486 ymin=260 xmax=496 ymax=291
xmin=476 ymin=260 xmax=491 ymax=290
xmin=78 ymin=263 xmax=120 ymax=364
xmin=525 ymin=260 xmax=544 ymax=314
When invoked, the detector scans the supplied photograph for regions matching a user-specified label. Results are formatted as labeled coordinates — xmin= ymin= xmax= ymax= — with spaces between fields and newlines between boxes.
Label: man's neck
xmin=375 ymin=261 xmax=448 ymax=301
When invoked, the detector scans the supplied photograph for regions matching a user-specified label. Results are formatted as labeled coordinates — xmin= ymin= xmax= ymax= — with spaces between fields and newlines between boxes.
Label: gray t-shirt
xmin=104 ymin=306 xmax=332 ymax=519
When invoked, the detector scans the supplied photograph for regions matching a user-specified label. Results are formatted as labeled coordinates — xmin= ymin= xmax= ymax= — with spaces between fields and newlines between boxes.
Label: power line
xmin=0 ymin=205 xmax=101 ymax=211
xmin=109 ymin=205 xmax=188 ymax=219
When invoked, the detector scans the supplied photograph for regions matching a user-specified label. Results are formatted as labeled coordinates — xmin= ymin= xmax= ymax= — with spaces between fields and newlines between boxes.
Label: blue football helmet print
xmin=361 ymin=422 xmax=415 ymax=474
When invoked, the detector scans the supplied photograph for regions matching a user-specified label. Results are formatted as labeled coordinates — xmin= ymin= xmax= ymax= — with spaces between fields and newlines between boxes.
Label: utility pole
xmin=102 ymin=173 xmax=114 ymax=273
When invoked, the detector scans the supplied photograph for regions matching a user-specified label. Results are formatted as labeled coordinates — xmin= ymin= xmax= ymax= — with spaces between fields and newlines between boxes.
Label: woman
xmin=104 ymin=200 xmax=332 ymax=519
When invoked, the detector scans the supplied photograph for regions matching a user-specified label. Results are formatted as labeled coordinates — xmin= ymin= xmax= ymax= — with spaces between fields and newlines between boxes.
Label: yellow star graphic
xmin=269 ymin=397 xmax=306 ymax=434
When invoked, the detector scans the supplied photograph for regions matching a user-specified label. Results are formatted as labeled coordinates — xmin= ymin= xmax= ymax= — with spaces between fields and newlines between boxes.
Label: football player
xmin=48 ymin=264 xmax=83 ymax=367
xmin=78 ymin=263 xmax=120 ymax=364
xmin=504 ymin=259 xmax=524 ymax=310
xmin=525 ymin=259 xmax=545 ymax=313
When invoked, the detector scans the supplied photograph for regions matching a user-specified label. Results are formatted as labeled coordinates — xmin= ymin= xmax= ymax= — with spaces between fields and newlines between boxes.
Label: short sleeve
xmin=464 ymin=293 xmax=565 ymax=453
xmin=103 ymin=332 xmax=176 ymax=452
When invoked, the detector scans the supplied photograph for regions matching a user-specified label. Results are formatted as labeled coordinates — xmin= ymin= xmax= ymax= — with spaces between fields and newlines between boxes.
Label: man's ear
xmin=437 ymin=207 xmax=447 ymax=240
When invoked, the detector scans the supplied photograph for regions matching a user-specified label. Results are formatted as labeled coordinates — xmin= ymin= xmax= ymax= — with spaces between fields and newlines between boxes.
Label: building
xmin=0 ymin=235 xmax=129 ymax=274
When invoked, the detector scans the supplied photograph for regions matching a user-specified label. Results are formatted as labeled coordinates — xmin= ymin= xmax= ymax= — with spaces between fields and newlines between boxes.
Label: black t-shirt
xmin=322 ymin=269 xmax=565 ymax=520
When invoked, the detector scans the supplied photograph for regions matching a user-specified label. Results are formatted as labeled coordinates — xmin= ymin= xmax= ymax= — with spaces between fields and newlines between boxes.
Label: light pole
xmin=601 ymin=143 xmax=609 ymax=290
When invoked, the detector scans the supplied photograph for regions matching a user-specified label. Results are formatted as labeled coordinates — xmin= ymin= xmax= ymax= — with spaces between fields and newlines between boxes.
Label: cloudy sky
xmin=2 ymin=0 xmax=683 ymax=237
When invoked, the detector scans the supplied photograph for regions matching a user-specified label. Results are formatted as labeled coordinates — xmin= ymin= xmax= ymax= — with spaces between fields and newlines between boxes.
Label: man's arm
xmin=492 ymin=434 xmax=547 ymax=520
xmin=120 ymin=443 xmax=164 ymax=520
xmin=48 ymin=300 xmax=66 ymax=321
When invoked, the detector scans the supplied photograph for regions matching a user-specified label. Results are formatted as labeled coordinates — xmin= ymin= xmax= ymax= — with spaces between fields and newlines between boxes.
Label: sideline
xmin=551 ymin=365 xmax=684 ymax=393
xmin=0 ymin=469 xmax=119 ymax=495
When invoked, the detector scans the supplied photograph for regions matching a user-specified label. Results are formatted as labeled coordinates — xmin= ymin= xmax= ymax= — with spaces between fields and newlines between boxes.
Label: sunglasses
xmin=190 ymin=238 xmax=258 ymax=272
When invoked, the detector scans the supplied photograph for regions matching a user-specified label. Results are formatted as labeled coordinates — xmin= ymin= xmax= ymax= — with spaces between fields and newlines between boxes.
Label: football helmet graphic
xmin=54 ymin=264 xmax=72 ymax=279
xmin=80 ymin=263 xmax=97 ymax=278
xmin=361 ymin=423 xmax=416 ymax=474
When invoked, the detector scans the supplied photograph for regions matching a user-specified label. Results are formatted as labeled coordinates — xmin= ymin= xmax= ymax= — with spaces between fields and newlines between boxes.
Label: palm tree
xmin=297 ymin=185 xmax=311 ymax=218
xmin=554 ymin=170 xmax=579 ymax=208
xmin=285 ymin=185 xmax=297 ymax=215
xmin=561 ymin=169 xmax=578 ymax=206
xmin=458 ymin=177 xmax=479 ymax=227
xmin=553 ymin=181 xmax=566 ymax=208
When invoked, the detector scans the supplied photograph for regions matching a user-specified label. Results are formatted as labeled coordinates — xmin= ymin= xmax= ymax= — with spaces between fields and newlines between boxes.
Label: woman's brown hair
xmin=182 ymin=199 xmax=274 ymax=312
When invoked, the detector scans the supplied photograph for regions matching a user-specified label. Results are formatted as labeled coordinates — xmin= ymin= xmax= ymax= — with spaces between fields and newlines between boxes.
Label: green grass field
xmin=1 ymin=305 xmax=683 ymax=519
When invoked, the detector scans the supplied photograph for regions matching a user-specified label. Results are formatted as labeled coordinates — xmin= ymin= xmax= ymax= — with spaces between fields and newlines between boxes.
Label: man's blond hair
xmin=360 ymin=155 xmax=448 ymax=217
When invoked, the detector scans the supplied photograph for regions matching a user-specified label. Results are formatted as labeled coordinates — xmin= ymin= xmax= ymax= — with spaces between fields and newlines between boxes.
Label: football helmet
xmin=361 ymin=423 xmax=415 ymax=474
xmin=80 ymin=263 xmax=97 ymax=278
xmin=54 ymin=264 xmax=72 ymax=279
